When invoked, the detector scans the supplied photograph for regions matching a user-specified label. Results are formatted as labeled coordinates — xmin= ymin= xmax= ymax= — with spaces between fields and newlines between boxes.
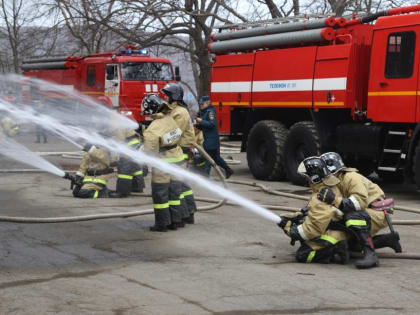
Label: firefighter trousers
xmin=295 ymin=230 xmax=347 ymax=264
xmin=73 ymin=186 xmax=109 ymax=199
xmin=180 ymin=161 xmax=197 ymax=217
xmin=152 ymin=168 xmax=186 ymax=228
xmin=116 ymin=157 xmax=145 ymax=196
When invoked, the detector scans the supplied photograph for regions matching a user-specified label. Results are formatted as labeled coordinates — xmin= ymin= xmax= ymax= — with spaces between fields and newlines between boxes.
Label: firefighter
xmin=33 ymin=98 xmax=48 ymax=143
xmin=72 ymin=144 xmax=114 ymax=198
xmin=142 ymin=94 xmax=187 ymax=232
xmin=110 ymin=128 xmax=145 ymax=197
xmin=279 ymin=156 xmax=349 ymax=264
xmin=318 ymin=152 xmax=402 ymax=268
xmin=0 ymin=115 xmax=19 ymax=138
xmin=161 ymin=83 xmax=197 ymax=224
xmin=195 ymin=95 xmax=233 ymax=179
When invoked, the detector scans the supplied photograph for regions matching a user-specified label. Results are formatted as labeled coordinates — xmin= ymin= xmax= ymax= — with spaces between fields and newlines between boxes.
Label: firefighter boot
xmin=224 ymin=167 xmax=234 ymax=179
xmin=183 ymin=213 xmax=195 ymax=224
xmin=354 ymin=231 xmax=379 ymax=269
xmin=150 ymin=210 xmax=169 ymax=232
xmin=373 ymin=232 xmax=402 ymax=253
xmin=332 ymin=241 xmax=350 ymax=264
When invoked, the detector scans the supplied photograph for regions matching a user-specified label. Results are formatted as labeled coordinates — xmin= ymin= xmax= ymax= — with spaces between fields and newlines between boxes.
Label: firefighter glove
xmin=317 ymin=187 xmax=341 ymax=207
xmin=82 ymin=143 xmax=94 ymax=152
xmin=278 ymin=216 xmax=289 ymax=229
xmin=75 ymin=175 xmax=84 ymax=186
xmin=289 ymin=223 xmax=304 ymax=246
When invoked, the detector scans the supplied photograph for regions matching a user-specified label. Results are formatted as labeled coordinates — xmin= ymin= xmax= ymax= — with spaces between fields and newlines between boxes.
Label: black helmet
xmin=298 ymin=156 xmax=331 ymax=184
xmin=161 ymin=83 xmax=184 ymax=102
xmin=141 ymin=94 xmax=167 ymax=115
xmin=320 ymin=152 xmax=346 ymax=174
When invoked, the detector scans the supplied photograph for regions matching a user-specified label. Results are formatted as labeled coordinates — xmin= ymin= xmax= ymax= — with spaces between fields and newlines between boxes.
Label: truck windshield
xmin=121 ymin=62 xmax=174 ymax=81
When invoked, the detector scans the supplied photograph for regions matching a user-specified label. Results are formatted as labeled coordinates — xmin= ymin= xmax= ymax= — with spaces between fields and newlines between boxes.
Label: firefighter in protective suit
xmin=0 ymin=116 xmax=19 ymax=138
xmin=72 ymin=144 xmax=114 ymax=198
xmin=110 ymin=128 xmax=145 ymax=198
xmin=161 ymin=83 xmax=197 ymax=224
xmin=318 ymin=152 xmax=402 ymax=268
xmin=142 ymin=94 xmax=187 ymax=232
xmin=279 ymin=156 xmax=350 ymax=264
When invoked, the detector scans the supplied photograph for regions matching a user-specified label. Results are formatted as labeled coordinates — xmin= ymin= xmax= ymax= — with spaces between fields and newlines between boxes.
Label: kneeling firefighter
xmin=161 ymin=83 xmax=197 ymax=224
xmin=0 ymin=115 xmax=19 ymax=138
xmin=70 ymin=144 xmax=114 ymax=198
xmin=110 ymin=128 xmax=145 ymax=198
xmin=278 ymin=156 xmax=349 ymax=265
xmin=142 ymin=94 xmax=189 ymax=232
xmin=317 ymin=152 xmax=401 ymax=269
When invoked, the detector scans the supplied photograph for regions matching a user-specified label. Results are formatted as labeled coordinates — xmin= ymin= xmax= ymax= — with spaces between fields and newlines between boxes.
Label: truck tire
xmin=246 ymin=120 xmax=288 ymax=180
xmin=412 ymin=141 xmax=420 ymax=189
xmin=284 ymin=121 xmax=321 ymax=186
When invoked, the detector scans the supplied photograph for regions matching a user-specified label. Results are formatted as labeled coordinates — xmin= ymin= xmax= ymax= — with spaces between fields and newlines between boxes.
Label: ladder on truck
xmin=377 ymin=130 xmax=408 ymax=174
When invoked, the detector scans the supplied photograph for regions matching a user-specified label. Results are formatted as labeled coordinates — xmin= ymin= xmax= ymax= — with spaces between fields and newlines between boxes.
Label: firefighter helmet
xmin=141 ymin=94 xmax=167 ymax=115
xmin=320 ymin=152 xmax=346 ymax=174
xmin=297 ymin=156 xmax=331 ymax=184
xmin=161 ymin=83 xmax=184 ymax=103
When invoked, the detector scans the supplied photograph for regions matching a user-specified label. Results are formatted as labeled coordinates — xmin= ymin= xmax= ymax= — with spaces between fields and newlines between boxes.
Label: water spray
xmin=0 ymin=75 xmax=282 ymax=225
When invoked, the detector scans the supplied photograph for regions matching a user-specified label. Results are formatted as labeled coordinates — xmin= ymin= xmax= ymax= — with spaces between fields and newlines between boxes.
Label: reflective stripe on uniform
xmin=197 ymin=162 xmax=206 ymax=166
xmin=346 ymin=219 xmax=367 ymax=227
xmin=168 ymin=200 xmax=181 ymax=206
xmin=154 ymin=203 xmax=169 ymax=209
xmin=180 ymin=194 xmax=185 ymax=199
xmin=93 ymin=191 xmax=99 ymax=199
xmin=127 ymin=139 xmax=140 ymax=147
xmin=118 ymin=174 xmax=133 ymax=180
xmin=83 ymin=177 xmax=107 ymax=186
xmin=183 ymin=154 xmax=189 ymax=159
xmin=319 ymin=234 xmax=338 ymax=245
xmin=307 ymin=250 xmax=316 ymax=263
xmin=183 ymin=190 xmax=193 ymax=197
xmin=133 ymin=170 xmax=143 ymax=176
xmin=163 ymin=155 xmax=185 ymax=163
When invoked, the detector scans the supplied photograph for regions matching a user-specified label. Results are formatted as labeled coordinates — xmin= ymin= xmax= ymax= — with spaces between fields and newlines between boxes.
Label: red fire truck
xmin=209 ymin=4 xmax=420 ymax=187
xmin=21 ymin=46 xmax=181 ymax=122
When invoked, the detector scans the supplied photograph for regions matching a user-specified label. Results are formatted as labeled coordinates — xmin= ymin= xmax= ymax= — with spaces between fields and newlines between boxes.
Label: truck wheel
xmin=284 ymin=121 xmax=321 ymax=186
xmin=412 ymin=141 xmax=420 ymax=189
xmin=246 ymin=120 xmax=288 ymax=180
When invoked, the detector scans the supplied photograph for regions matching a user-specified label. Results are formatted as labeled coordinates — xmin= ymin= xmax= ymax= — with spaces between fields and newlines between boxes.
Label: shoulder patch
xmin=209 ymin=112 xmax=215 ymax=120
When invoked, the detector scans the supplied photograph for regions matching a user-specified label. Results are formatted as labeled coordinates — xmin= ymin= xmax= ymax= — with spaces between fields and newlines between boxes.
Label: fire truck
xmin=209 ymin=4 xmax=420 ymax=187
xmin=21 ymin=46 xmax=181 ymax=122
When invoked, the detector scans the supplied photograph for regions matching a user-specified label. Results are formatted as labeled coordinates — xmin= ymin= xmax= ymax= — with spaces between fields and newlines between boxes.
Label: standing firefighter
xmin=110 ymin=128 xmax=145 ymax=198
xmin=71 ymin=144 xmax=114 ymax=198
xmin=318 ymin=152 xmax=401 ymax=269
xmin=161 ymin=83 xmax=197 ymax=224
xmin=195 ymin=95 xmax=233 ymax=179
xmin=279 ymin=157 xmax=349 ymax=264
xmin=142 ymin=94 xmax=188 ymax=232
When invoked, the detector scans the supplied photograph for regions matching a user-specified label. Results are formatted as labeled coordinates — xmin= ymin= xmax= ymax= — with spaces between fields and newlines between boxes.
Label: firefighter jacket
xmin=336 ymin=168 xmax=388 ymax=235
xmin=77 ymin=147 xmax=113 ymax=191
xmin=167 ymin=102 xmax=195 ymax=150
xmin=143 ymin=112 xmax=183 ymax=163
xmin=197 ymin=105 xmax=220 ymax=150
xmin=0 ymin=117 xmax=19 ymax=138
xmin=194 ymin=127 xmax=204 ymax=146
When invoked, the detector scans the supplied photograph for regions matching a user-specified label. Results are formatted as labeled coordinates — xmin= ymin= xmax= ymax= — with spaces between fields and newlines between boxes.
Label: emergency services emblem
xmin=209 ymin=112 xmax=215 ymax=120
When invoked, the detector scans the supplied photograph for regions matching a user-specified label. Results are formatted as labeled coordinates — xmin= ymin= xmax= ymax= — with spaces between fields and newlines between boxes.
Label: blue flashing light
xmin=119 ymin=48 xmax=149 ymax=56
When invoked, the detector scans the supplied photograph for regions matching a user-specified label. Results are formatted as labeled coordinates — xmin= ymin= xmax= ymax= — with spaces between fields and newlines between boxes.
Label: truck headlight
xmin=120 ymin=110 xmax=133 ymax=116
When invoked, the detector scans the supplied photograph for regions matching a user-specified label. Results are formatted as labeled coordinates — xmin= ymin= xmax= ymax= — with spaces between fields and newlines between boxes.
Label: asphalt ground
xmin=1 ymin=132 xmax=420 ymax=314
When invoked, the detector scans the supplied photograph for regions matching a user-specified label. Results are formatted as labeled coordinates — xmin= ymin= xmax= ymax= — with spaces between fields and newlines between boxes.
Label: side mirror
xmin=175 ymin=66 xmax=181 ymax=81
xmin=106 ymin=65 xmax=115 ymax=80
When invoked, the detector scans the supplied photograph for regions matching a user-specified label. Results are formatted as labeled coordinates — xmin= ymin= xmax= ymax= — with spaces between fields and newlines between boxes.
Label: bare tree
xmin=0 ymin=0 xmax=38 ymax=72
